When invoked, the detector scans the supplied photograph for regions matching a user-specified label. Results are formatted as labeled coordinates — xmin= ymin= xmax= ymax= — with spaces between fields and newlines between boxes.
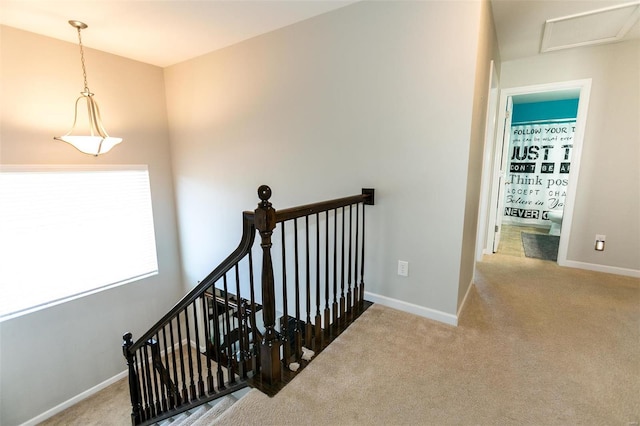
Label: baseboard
xmin=559 ymin=259 xmax=640 ymax=278
xmin=20 ymin=370 xmax=128 ymax=426
xmin=364 ymin=291 xmax=458 ymax=326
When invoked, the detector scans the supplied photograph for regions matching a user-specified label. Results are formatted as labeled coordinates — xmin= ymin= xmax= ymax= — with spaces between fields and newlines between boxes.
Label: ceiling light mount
xmin=68 ymin=20 xmax=88 ymax=30
xmin=54 ymin=20 xmax=122 ymax=156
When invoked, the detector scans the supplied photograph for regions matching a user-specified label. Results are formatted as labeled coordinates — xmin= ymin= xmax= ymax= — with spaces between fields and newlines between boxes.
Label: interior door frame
xmin=481 ymin=78 xmax=592 ymax=265
xmin=475 ymin=60 xmax=500 ymax=262
xmin=491 ymin=95 xmax=513 ymax=254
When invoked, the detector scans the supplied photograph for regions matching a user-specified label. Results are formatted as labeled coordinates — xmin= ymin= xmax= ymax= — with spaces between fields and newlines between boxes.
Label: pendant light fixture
xmin=54 ymin=20 xmax=122 ymax=156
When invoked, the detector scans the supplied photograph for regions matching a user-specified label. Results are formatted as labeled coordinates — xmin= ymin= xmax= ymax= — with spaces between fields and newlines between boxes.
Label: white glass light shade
xmin=58 ymin=135 xmax=123 ymax=156
xmin=55 ymin=92 xmax=122 ymax=156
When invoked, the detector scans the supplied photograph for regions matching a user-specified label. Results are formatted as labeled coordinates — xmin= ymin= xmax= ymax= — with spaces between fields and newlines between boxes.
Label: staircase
xmin=156 ymin=393 xmax=240 ymax=426
xmin=122 ymin=185 xmax=375 ymax=425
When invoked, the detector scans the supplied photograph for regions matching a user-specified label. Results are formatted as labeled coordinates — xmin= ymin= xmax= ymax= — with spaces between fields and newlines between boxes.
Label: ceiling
xmin=0 ymin=0 xmax=358 ymax=67
xmin=0 ymin=0 xmax=638 ymax=67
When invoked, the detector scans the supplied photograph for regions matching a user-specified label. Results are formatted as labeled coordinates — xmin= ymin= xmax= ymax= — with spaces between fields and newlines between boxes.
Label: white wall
xmin=500 ymin=40 xmax=640 ymax=273
xmin=165 ymin=1 xmax=493 ymax=320
xmin=0 ymin=26 xmax=183 ymax=426
xmin=458 ymin=0 xmax=501 ymax=308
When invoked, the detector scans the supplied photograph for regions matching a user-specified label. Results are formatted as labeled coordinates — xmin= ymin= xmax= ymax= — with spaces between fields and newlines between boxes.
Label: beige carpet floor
xmin=39 ymin=376 xmax=131 ymax=426
xmin=40 ymin=254 xmax=640 ymax=425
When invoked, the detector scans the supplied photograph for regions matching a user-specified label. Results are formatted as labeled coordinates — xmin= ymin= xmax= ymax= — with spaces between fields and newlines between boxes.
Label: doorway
xmin=479 ymin=79 xmax=592 ymax=265
xmin=498 ymin=97 xmax=579 ymax=259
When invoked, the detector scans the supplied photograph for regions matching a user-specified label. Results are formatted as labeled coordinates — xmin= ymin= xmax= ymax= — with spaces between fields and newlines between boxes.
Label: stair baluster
xmin=293 ymin=219 xmax=303 ymax=360
xmin=347 ymin=205 xmax=353 ymax=322
xmin=190 ymin=300 xmax=205 ymax=398
xmin=141 ymin=344 xmax=154 ymax=419
xmin=167 ymin=321 xmax=181 ymax=408
xmin=323 ymin=211 xmax=331 ymax=339
xmin=200 ymin=294 xmax=215 ymax=394
xmin=314 ymin=213 xmax=322 ymax=351
xmin=175 ymin=311 xmax=188 ymax=403
xmin=332 ymin=209 xmax=339 ymax=336
xmin=159 ymin=326 xmax=178 ymax=409
xmin=340 ymin=206 xmax=346 ymax=330
xmin=234 ymin=264 xmax=247 ymax=379
xmin=208 ymin=283 xmax=226 ymax=391
xmin=353 ymin=203 xmax=360 ymax=311
xmin=221 ymin=275 xmax=235 ymax=384
xmin=183 ymin=308 xmax=197 ymax=401
xmin=247 ymin=251 xmax=260 ymax=376
xmin=304 ymin=215 xmax=312 ymax=349
xmin=280 ymin=222 xmax=291 ymax=364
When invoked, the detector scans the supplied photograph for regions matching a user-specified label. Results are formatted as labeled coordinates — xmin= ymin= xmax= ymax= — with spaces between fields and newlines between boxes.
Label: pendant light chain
xmin=76 ymin=26 xmax=90 ymax=94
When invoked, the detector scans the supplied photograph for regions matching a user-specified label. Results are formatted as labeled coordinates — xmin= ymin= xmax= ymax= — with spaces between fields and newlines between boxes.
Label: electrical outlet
xmin=398 ymin=261 xmax=409 ymax=277
xmin=595 ymin=234 xmax=606 ymax=251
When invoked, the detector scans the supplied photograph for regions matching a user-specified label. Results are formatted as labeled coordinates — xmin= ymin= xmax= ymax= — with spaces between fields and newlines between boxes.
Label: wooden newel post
xmin=122 ymin=332 xmax=142 ymax=425
xmin=254 ymin=185 xmax=282 ymax=385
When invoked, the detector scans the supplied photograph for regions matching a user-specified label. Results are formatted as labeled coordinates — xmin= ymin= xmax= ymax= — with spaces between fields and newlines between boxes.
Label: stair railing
xmin=250 ymin=185 xmax=375 ymax=394
xmin=122 ymin=210 xmax=258 ymax=425
xmin=122 ymin=185 xmax=374 ymax=425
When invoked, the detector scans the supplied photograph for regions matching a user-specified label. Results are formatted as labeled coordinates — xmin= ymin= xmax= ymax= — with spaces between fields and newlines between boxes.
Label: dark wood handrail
xmin=129 ymin=211 xmax=256 ymax=353
xmin=275 ymin=189 xmax=374 ymax=223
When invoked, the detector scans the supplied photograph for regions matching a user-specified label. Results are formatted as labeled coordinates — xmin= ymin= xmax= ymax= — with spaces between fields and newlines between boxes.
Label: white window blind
xmin=0 ymin=165 xmax=158 ymax=321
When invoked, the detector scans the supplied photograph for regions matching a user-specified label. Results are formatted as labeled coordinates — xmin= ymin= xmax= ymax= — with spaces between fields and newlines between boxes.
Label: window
xmin=0 ymin=165 xmax=158 ymax=321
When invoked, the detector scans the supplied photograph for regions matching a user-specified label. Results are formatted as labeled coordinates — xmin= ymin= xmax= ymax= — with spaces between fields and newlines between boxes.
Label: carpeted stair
xmin=156 ymin=395 xmax=238 ymax=426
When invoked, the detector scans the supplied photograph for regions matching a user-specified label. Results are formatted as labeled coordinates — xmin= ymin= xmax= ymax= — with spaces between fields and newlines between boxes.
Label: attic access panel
xmin=541 ymin=2 xmax=640 ymax=53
